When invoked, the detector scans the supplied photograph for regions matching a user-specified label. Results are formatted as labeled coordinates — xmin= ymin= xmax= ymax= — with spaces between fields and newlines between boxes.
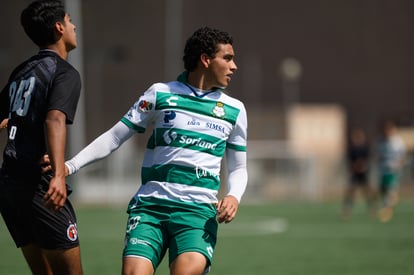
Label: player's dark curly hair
xmin=183 ymin=27 xmax=233 ymax=72
xmin=20 ymin=0 xmax=66 ymax=47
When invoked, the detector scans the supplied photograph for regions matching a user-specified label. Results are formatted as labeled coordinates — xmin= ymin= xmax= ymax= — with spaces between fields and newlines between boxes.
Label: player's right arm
xmin=46 ymin=86 xmax=157 ymax=175
xmin=65 ymin=86 xmax=158 ymax=175
xmin=65 ymin=121 xmax=136 ymax=175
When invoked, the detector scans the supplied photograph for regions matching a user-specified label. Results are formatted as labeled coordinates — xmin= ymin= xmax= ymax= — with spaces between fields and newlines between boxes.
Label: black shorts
xmin=0 ymin=172 xmax=79 ymax=250
xmin=351 ymin=173 xmax=369 ymax=185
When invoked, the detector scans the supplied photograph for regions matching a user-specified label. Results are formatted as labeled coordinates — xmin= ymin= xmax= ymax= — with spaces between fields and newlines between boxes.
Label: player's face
xmin=205 ymin=43 xmax=237 ymax=89
xmin=62 ymin=14 xmax=77 ymax=51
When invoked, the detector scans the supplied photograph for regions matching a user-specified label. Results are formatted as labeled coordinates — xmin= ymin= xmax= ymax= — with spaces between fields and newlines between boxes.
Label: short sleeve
xmin=47 ymin=66 xmax=81 ymax=124
xmin=227 ymin=102 xmax=248 ymax=152
xmin=121 ymin=84 xmax=158 ymax=133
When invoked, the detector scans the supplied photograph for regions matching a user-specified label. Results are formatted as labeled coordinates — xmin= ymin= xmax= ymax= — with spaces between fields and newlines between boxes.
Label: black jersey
xmin=0 ymin=50 xmax=81 ymax=177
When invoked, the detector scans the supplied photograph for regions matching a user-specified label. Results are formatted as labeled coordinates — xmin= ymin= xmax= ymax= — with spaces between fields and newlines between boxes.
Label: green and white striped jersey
xmin=121 ymin=75 xmax=247 ymax=205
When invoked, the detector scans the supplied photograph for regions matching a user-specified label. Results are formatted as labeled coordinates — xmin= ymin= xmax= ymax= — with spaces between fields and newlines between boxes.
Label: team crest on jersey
xmin=137 ymin=100 xmax=153 ymax=113
xmin=67 ymin=223 xmax=78 ymax=241
xmin=212 ymin=102 xmax=225 ymax=118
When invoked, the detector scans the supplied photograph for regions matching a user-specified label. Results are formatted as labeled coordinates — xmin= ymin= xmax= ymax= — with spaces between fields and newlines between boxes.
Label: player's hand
xmin=217 ymin=195 xmax=239 ymax=224
xmin=43 ymin=176 xmax=67 ymax=211
xmin=0 ymin=119 xmax=8 ymax=131
xmin=40 ymin=154 xmax=52 ymax=173
xmin=40 ymin=154 xmax=69 ymax=176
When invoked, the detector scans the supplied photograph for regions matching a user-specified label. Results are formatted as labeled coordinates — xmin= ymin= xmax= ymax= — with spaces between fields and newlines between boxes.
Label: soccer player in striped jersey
xmin=376 ymin=120 xmax=406 ymax=223
xmin=0 ymin=1 xmax=83 ymax=274
xmin=63 ymin=26 xmax=248 ymax=274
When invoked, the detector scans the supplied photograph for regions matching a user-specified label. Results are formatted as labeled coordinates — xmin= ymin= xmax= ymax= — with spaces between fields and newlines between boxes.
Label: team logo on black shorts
xmin=67 ymin=223 xmax=78 ymax=241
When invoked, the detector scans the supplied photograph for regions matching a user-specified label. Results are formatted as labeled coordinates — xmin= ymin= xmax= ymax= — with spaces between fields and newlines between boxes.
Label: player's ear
xmin=200 ymin=53 xmax=211 ymax=68
xmin=55 ymin=20 xmax=65 ymax=36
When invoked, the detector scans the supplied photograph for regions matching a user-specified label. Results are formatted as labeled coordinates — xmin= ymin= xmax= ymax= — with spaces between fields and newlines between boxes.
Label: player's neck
xmin=42 ymin=43 xmax=69 ymax=60
xmin=187 ymin=71 xmax=213 ymax=91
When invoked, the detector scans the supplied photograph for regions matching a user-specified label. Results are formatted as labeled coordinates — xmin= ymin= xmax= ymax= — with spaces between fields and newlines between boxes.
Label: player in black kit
xmin=0 ymin=1 xmax=83 ymax=274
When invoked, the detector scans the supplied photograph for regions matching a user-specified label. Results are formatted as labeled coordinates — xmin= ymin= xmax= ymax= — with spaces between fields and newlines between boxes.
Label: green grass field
xmin=1 ymin=199 xmax=414 ymax=275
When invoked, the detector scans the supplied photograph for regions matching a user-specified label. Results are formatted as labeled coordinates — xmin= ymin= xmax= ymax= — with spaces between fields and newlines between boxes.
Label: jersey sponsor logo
xmin=128 ymin=238 xmax=151 ymax=246
xmin=137 ymin=100 xmax=153 ymax=113
xmin=67 ymin=223 xmax=78 ymax=241
xmin=9 ymin=77 xmax=35 ymax=117
xmin=179 ymin=135 xmax=217 ymax=150
xmin=195 ymin=166 xmax=219 ymax=179
xmin=205 ymin=122 xmax=225 ymax=133
xmin=166 ymin=96 xmax=179 ymax=106
xmin=162 ymin=129 xmax=220 ymax=153
xmin=163 ymin=111 xmax=176 ymax=124
xmin=212 ymin=102 xmax=225 ymax=118
xmin=163 ymin=130 xmax=178 ymax=144
xmin=187 ymin=119 xmax=201 ymax=126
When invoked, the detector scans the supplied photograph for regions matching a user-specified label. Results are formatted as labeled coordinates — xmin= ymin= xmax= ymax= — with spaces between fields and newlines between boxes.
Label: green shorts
xmin=380 ymin=173 xmax=399 ymax=192
xmin=123 ymin=196 xmax=218 ymax=271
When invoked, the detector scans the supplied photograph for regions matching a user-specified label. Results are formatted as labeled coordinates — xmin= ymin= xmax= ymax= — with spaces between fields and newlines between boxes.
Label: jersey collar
xmin=177 ymin=71 xmax=225 ymax=98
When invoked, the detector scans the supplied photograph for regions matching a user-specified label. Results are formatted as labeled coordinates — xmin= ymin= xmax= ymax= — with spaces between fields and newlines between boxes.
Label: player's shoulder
xmin=146 ymin=81 xmax=186 ymax=95
xmin=28 ymin=51 xmax=78 ymax=78
xmin=53 ymin=54 xmax=79 ymax=75
xmin=219 ymin=91 xmax=246 ymax=111
xmin=152 ymin=80 xmax=184 ymax=90
xmin=8 ymin=54 xmax=38 ymax=80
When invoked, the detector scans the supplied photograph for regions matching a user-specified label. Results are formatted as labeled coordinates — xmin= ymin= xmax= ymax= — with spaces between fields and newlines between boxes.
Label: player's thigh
xmin=0 ymin=176 xmax=37 ymax=247
xmin=42 ymin=246 xmax=83 ymax=275
xmin=21 ymin=243 xmax=53 ymax=275
xmin=31 ymin=185 xmax=80 ymax=250
xmin=123 ymin=210 xmax=167 ymax=269
xmin=168 ymin=210 xmax=217 ymax=272
xmin=170 ymin=251 xmax=208 ymax=275
xmin=122 ymin=256 xmax=154 ymax=275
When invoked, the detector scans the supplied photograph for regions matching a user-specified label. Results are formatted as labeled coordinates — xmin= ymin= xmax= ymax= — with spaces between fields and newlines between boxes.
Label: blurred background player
xmin=376 ymin=120 xmax=406 ymax=223
xmin=341 ymin=127 xmax=374 ymax=220
xmin=0 ymin=1 xmax=83 ymax=274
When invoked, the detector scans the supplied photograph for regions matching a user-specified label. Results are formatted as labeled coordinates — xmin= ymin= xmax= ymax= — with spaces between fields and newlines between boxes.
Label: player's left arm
xmin=217 ymin=149 xmax=248 ymax=224
xmin=217 ymin=101 xmax=248 ymax=223
xmin=43 ymin=109 xmax=68 ymax=211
